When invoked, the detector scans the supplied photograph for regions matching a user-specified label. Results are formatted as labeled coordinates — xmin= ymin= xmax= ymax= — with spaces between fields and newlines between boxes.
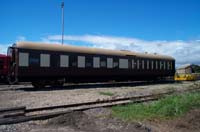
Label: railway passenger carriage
xmin=0 ymin=54 xmax=10 ymax=82
xmin=7 ymin=42 xmax=175 ymax=87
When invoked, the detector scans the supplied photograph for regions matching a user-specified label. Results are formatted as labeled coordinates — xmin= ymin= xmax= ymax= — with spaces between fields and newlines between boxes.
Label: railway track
xmin=0 ymin=87 xmax=199 ymax=125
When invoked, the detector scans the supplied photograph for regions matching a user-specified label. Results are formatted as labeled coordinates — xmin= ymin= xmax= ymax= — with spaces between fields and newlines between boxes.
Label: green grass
xmin=112 ymin=92 xmax=200 ymax=121
xmin=99 ymin=91 xmax=114 ymax=96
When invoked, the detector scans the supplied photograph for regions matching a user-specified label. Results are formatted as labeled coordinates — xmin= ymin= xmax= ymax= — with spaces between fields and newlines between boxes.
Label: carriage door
xmin=7 ymin=47 xmax=18 ymax=83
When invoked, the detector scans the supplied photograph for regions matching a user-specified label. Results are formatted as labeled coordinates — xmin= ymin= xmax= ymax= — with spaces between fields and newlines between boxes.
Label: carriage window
xmin=137 ymin=60 xmax=140 ymax=69
xmin=70 ymin=56 xmax=77 ymax=67
xmin=100 ymin=58 xmax=106 ymax=68
xmin=19 ymin=52 xmax=29 ymax=67
xmin=93 ymin=57 xmax=100 ymax=68
xmin=60 ymin=55 xmax=69 ymax=67
xmin=107 ymin=58 xmax=113 ymax=68
xmin=156 ymin=61 xmax=158 ymax=70
xmin=151 ymin=60 xmax=154 ymax=70
xmin=113 ymin=58 xmax=119 ymax=68
xmin=29 ymin=56 xmax=39 ymax=66
xmin=163 ymin=61 xmax=166 ymax=70
xmin=142 ymin=60 xmax=144 ymax=69
xmin=86 ymin=57 xmax=92 ymax=67
xmin=40 ymin=54 xmax=50 ymax=67
xmin=160 ymin=61 xmax=162 ymax=70
xmin=167 ymin=61 xmax=170 ymax=70
xmin=119 ymin=59 xmax=128 ymax=69
xmin=78 ymin=56 xmax=85 ymax=68
xmin=170 ymin=62 xmax=173 ymax=70
xmin=147 ymin=60 xmax=149 ymax=70
xmin=132 ymin=59 xmax=135 ymax=69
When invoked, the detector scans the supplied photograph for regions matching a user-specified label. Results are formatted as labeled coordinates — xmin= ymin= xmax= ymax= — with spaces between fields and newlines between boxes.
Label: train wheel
xmin=51 ymin=78 xmax=65 ymax=87
xmin=32 ymin=81 xmax=46 ymax=88
xmin=7 ymin=75 xmax=18 ymax=85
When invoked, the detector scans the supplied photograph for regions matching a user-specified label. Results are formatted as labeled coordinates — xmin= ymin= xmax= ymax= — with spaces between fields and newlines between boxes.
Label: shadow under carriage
xmin=15 ymin=80 xmax=176 ymax=92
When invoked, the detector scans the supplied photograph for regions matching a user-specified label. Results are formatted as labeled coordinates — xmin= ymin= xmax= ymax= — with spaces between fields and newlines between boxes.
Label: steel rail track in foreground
xmin=0 ymin=87 xmax=199 ymax=125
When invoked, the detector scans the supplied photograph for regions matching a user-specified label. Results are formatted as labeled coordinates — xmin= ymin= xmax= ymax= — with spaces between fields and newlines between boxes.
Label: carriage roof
xmin=14 ymin=41 xmax=175 ymax=60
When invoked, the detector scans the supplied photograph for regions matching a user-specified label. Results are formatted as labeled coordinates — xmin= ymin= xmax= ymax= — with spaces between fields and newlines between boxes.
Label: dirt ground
xmin=45 ymin=108 xmax=200 ymax=132
xmin=1 ymin=107 xmax=199 ymax=132
xmin=0 ymin=81 xmax=200 ymax=132
xmin=146 ymin=108 xmax=200 ymax=132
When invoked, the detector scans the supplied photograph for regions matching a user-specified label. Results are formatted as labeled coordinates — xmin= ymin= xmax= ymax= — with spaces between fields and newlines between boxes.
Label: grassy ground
xmin=99 ymin=91 xmax=114 ymax=96
xmin=112 ymin=91 xmax=200 ymax=121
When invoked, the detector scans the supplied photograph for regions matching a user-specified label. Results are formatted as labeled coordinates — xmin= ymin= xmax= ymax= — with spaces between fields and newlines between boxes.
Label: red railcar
xmin=0 ymin=54 xmax=10 ymax=82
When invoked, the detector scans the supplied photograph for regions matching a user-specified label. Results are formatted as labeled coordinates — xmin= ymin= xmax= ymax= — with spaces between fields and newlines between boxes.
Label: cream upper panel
xmin=14 ymin=41 xmax=175 ymax=60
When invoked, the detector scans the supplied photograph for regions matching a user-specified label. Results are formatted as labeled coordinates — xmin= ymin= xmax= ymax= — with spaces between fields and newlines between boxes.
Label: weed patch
xmin=99 ymin=91 xmax=114 ymax=96
xmin=112 ymin=92 xmax=200 ymax=121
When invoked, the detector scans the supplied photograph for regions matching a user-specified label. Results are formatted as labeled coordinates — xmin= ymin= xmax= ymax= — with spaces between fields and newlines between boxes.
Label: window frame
xmin=151 ymin=60 xmax=154 ymax=70
xmin=93 ymin=57 xmax=100 ymax=68
xmin=137 ymin=59 xmax=140 ymax=70
xmin=142 ymin=60 xmax=144 ymax=69
xmin=107 ymin=58 xmax=113 ymax=69
xmin=78 ymin=56 xmax=85 ymax=68
xmin=19 ymin=52 xmax=29 ymax=67
xmin=119 ymin=58 xmax=128 ymax=69
xmin=60 ymin=55 xmax=69 ymax=68
xmin=40 ymin=54 xmax=50 ymax=67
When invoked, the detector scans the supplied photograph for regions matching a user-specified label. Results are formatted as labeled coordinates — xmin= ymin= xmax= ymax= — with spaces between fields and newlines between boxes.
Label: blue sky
xmin=0 ymin=0 xmax=200 ymax=65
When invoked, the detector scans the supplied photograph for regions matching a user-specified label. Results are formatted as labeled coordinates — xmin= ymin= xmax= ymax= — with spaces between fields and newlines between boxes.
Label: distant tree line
xmin=192 ymin=64 xmax=200 ymax=73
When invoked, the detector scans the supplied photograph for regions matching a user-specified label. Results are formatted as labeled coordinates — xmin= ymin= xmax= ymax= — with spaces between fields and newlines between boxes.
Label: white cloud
xmin=16 ymin=36 xmax=26 ymax=42
xmin=1 ymin=35 xmax=199 ymax=67
xmin=0 ymin=35 xmax=26 ymax=55
xmin=46 ymin=35 xmax=200 ymax=66
xmin=40 ymin=37 xmax=61 ymax=44
xmin=0 ymin=44 xmax=10 ymax=54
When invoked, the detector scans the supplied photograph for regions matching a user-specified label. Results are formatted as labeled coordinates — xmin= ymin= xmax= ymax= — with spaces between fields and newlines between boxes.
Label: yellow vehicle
xmin=174 ymin=64 xmax=200 ymax=81
xmin=174 ymin=73 xmax=196 ymax=81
